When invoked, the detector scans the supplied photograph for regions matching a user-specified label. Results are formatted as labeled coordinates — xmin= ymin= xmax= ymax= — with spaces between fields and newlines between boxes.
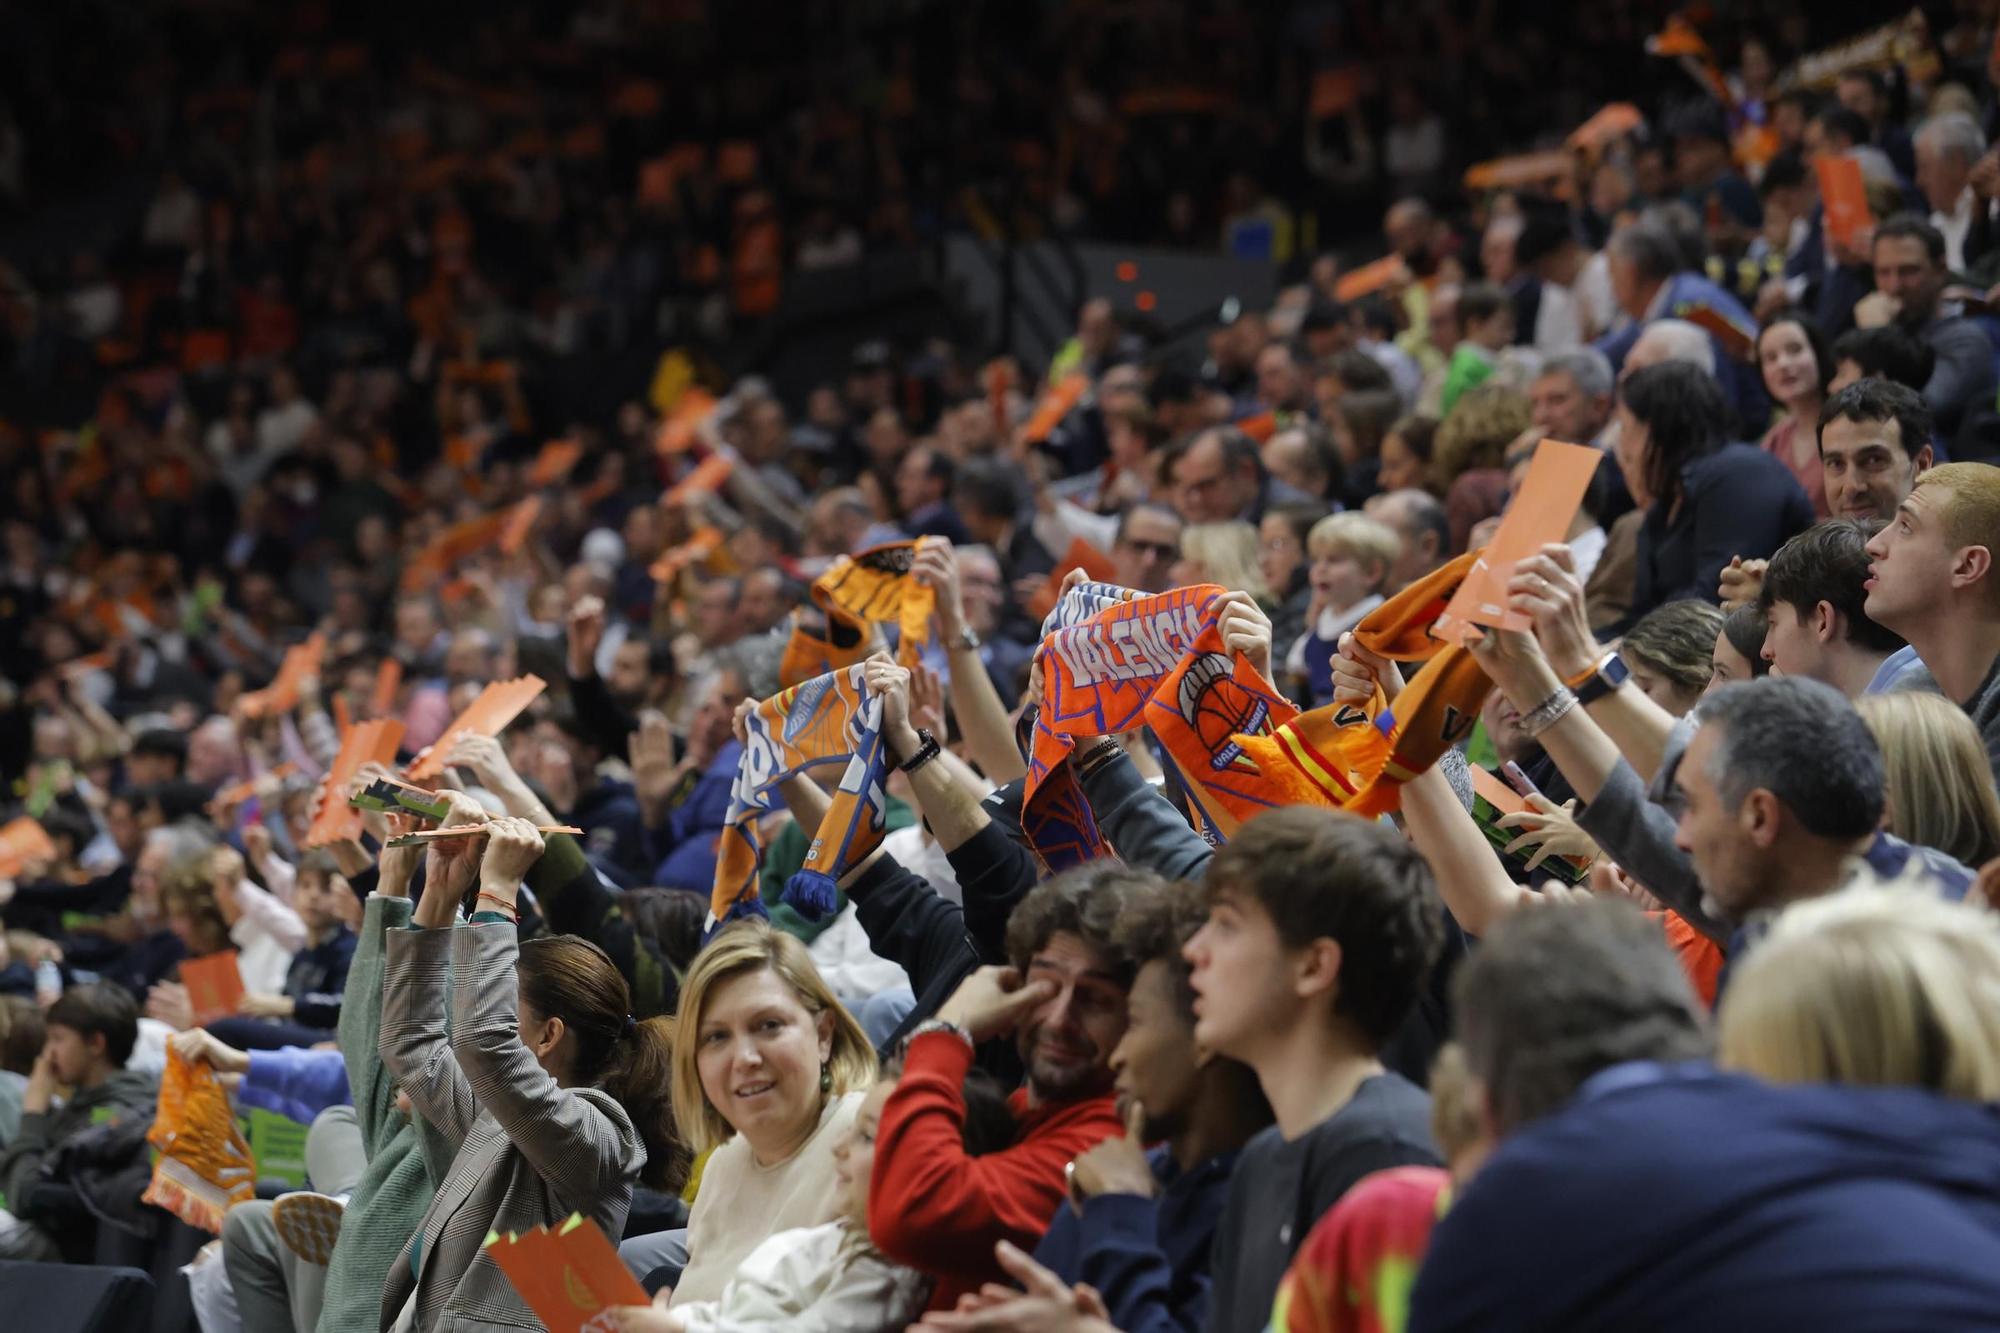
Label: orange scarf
xmin=804 ymin=539 xmax=940 ymax=670
xmin=143 ymin=1049 xmax=258 ymax=1233
xmin=1236 ymin=552 xmax=1492 ymax=816
xmin=1026 ymin=583 xmax=1298 ymax=865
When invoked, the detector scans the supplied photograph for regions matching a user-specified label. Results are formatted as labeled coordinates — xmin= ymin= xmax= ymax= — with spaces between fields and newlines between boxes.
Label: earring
xmin=820 ymin=1063 xmax=832 ymax=1095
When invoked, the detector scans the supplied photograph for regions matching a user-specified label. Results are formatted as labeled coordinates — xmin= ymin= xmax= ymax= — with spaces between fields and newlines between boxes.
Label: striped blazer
xmin=378 ymin=921 xmax=644 ymax=1331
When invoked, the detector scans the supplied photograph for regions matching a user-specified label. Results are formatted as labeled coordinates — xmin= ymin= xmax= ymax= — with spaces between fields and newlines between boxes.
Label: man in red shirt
xmin=868 ymin=861 xmax=1148 ymax=1310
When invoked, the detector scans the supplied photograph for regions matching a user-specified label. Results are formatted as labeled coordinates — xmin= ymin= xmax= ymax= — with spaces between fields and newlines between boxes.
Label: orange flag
xmin=1436 ymin=440 xmax=1602 ymax=644
xmin=1333 ymin=254 xmax=1409 ymax=303
xmin=182 ymin=951 xmax=246 ymax=1025
xmin=368 ymin=658 xmax=404 ymax=718
xmin=405 ymin=676 xmax=546 ymax=783
xmin=1023 ymin=372 xmax=1089 ymax=444
xmin=526 ymin=438 xmax=582 ymax=487
xmin=1026 ymin=537 xmax=1121 ymax=625
xmin=1815 ymin=155 xmax=1872 ymax=254
xmin=0 ymin=817 xmax=58 ymax=878
xmin=304 ymin=718 xmax=406 ymax=848
xmin=143 ymin=1049 xmax=257 ymax=1233
xmin=498 ymin=496 xmax=542 ymax=555
xmin=663 ymin=452 xmax=734 ymax=505
xmin=237 ymin=634 xmax=327 ymax=719
xmin=401 ymin=513 xmax=505 ymax=593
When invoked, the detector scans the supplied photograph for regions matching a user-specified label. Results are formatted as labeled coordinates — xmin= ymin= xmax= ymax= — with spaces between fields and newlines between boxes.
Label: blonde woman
xmin=1168 ymin=521 xmax=1269 ymax=601
xmin=665 ymin=920 xmax=879 ymax=1306
xmin=1856 ymin=691 xmax=2000 ymax=871
xmin=1719 ymin=885 xmax=2000 ymax=1100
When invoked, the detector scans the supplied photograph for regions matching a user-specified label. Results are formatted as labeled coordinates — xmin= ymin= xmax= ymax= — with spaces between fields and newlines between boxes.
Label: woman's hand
xmin=1506 ymin=544 xmax=1598 ymax=682
xmin=414 ymin=790 xmax=490 ymax=928
xmin=147 ymin=981 xmax=194 ymax=1031
xmin=376 ymin=812 xmax=423 ymax=898
xmin=1496 ymin=795 xmax=1601 ymax=871
xmin=168 ymin=1027 xmax=251 ymax=1075
xmin=1466 ymin=625 xmax=1562 ymax=713
xmin=913 ymin=540 xmax=967 ymax=639
xmin=478 ymin=817 xmax=545 ymax=903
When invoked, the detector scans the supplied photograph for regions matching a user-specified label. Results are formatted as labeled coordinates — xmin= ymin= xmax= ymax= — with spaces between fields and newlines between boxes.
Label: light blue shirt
xmin=1864 ymin=645 xmax=1929 ymax=695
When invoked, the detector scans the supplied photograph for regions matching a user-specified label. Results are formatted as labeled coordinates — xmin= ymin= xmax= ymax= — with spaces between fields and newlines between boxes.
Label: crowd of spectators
xmin=8 ymin=2 xmax=2000 ymax=1333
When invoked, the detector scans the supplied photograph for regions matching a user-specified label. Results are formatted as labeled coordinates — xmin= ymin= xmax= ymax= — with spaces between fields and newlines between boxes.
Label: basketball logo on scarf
xmin=783 ymin=539 xmax=941 ymax=692
xmin=710 ymin=664 xmax=890 ymax=934
xmin=1026 ymin=582 xmax=1297 ymax=864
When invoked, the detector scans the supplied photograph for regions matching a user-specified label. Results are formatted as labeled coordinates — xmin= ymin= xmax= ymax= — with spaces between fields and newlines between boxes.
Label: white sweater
xmin=668 ymin=1219 xmax=929 ymax=1332
xmin=671 ymin=1090 xmax=864 ymax=1306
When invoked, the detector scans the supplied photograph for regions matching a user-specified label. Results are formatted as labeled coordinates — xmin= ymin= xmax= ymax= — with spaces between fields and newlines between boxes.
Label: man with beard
xmin=1033 ymin=878 xmax=1274 ymax=1333
xmin=868 ymin=861 xmax=1139 ymax=1311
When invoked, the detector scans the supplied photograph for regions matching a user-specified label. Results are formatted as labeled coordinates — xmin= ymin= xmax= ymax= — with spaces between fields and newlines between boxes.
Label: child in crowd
xmin=1284 ymin=513 xmax=1400 ymax=707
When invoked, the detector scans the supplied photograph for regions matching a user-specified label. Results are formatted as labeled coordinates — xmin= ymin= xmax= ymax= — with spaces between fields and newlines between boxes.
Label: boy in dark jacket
xmin=0 ymin=983 xmax=158 ymax=1259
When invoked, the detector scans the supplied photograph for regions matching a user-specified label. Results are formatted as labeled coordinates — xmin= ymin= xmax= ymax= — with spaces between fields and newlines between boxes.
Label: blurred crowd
xmin=7 ymin=3 xmax=2000 ymax=1333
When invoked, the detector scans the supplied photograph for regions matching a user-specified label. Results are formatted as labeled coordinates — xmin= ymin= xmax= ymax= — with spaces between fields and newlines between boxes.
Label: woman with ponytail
xmin=378 ymin=796 xmax=688 ymax=1332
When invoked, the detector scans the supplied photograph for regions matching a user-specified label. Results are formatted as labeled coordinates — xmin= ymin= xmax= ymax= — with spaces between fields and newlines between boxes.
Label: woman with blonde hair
xmin=1855 ymin=691 xmax=2000 ymax=871
xmin=1719 ymin=885 xmax=2000 ymax=1101
xmin=665 ymin=918 xmax=879 ymax=1307
xmin=1169 ymin=520 xmax=1269 ymax=601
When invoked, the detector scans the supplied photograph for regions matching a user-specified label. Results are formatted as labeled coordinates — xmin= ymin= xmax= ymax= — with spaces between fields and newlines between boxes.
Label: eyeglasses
xmin=1118 ymin=539 xmax=1180 ymax=560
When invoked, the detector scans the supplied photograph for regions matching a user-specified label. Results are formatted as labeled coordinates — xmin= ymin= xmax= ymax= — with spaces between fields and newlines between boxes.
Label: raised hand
xmin=1214 ymin=591 xmax=1274 ymax=680
xmin=912 ymin=541 xmax=966 ymax=637
xmin=1504 ymin=543 xmax=1599 ymax=681
xmin=567 ymin=595 xmax=607 ymax=679
xmin=936 ymin=965 xmax=1057 ymax=1044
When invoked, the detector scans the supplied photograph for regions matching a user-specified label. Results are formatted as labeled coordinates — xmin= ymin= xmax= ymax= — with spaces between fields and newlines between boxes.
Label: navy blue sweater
xmin=1409 ymin=1063 xmax=2000 ymax=1332
xmin=1033 ymin=1145 xmax=1235 ymax=1333
xmin=283 ymin=927 xmax=357 ymax=1029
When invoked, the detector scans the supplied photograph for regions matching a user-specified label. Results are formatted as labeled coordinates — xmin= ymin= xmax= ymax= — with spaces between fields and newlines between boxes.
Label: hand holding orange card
xmin=1023 ymin=372 xmax=1089 ymax=444
xmin=1436 ymin=439 xmax=1602 ymax=644
xmin=183 ymin=951 xmax=246 ymax=1025
xmin=1815 ymin=154 xmax=1871 ymax=254
xmin=488 ymin=1215 xmax=649 ymax=1333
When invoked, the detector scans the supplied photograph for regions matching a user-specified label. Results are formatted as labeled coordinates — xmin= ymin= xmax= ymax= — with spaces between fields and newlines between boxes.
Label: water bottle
xmin=35 ymin=959 xmax=62 ymax=1007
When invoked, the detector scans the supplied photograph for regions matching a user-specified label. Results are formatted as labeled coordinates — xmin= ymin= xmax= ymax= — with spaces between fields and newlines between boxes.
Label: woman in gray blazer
xmin=378 ymin=802 xmax=688 ymax=1331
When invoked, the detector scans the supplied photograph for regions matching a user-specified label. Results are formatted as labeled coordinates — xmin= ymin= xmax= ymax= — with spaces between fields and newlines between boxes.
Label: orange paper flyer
xmin=183 ymin=951 xmax=246 ymax=1026
xmin=1436 ymin=439 xmax=1602 ymax=643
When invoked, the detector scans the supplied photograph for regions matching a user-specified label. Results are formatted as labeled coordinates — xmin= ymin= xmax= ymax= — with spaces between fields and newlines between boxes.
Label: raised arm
xmin=1492 ymin=545 xmax=1679 ymax=787
xmin=344 ymin=809 xmax=420 ymax=1157
xmin=378 ymin=791 xmax=487 ymax=1146
xmin=447 ymin=821 xmax=639 ymax=1206
xmin=914 ymin=542 xmax=1029 ymax=783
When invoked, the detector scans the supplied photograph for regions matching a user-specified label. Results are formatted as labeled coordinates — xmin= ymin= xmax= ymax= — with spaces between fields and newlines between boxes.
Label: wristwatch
xmin=951 ymin=626 xmax=981 ymax=653
xmin=908 ymin=1018 xmax=973 ymax=1050
xmin=1565 ymin=650 xmax=1631 ymax=707
xmin=897 ymin=726 xmax=942 ymax=774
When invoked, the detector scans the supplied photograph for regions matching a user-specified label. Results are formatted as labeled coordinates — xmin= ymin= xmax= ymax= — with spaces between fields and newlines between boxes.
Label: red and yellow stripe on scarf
xmin=1026 ymin=583 xmax=1299 ymax=866
xmin=1236 ymin=552 xmax=1493 ymax=817
xmin=710 ymin=664 xmax=891 ymax=930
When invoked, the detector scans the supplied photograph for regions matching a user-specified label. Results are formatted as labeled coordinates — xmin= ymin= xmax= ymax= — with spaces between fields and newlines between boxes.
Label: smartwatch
xmin=1566 ymin=650 xmax=1631 ymax=707
xmin=897 ymin=726 xmax=942 ymax=774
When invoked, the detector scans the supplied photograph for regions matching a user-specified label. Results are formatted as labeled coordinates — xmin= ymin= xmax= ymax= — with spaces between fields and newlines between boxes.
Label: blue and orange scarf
xmin=711 ymin=664 xmax=892 ymax=930
xmin=1025 ymin=582 xmax=1298 ymax=867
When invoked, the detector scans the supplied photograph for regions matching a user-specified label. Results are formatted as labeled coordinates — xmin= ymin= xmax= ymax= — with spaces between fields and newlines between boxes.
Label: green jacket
xmin=315 ymin=892 xmax=442 ymax=1333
